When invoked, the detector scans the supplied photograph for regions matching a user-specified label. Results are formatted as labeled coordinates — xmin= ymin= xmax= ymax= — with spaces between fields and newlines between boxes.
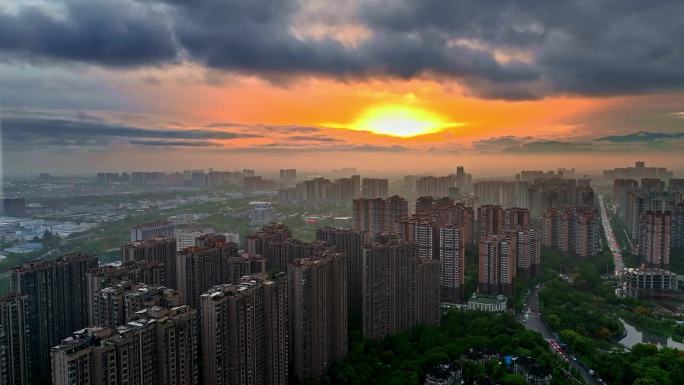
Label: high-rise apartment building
xmin=122 ymin=236 xmax=178 ymax=289
xmin=417 ymin=175 xmax=458 ymax=198
xmin=641 ymin=178 xmax=666 ymax=193
xmin=399 ymin=216 xmax=438 ymax=259
xmin=201 ymin=274 xmax=288 ymax=385
xmin=176 ymin=234 xmax=238 ymax=308
xmin=279 ymin=169 xmax=297 ymax=184
xmin=246 ymin=223 xmax=292 ymax=257
xmin=0 ymin=293 xmax=30 ymax=385
xmin=362 ymin=241 xmax=440 ymax=340
xmin=11 ymin=253 xmax=98 ymax=380
xmin=438 ymin=225 xmax=466 ymax=303
xmin=416 ymin=258 xmax=441 ymax=325
xmin=478 ymin=205 xmax=505 ymax=239
xmin=543 ymin=209 xmax=601 ymax=258
xmin=514 ymin=227 xmax=542 ymax=279
xmin=51 ymin=305 xmax=198 ymax=385
xmin=415 ymin=198 xmax=474 ymax=245
xmin=478 ymin=234 xmax=517 ymax=297
xmin=289 ymin=251 xmax=347 ymax=382
xmin=639 ymin=211 xmax=671 ymax=268
xmin=90 ymin=281 xmax=180 ymax=328
xmin=315 ymin=227 xmax=367 ymax=312
xmin=474 ymin=180 xmax=517 ymax=207
xmin=86 ymin=260 xmax=165 ymax=323
xmin=264 ymin=239 xmax=333 ymax=274
xmin=672 ymin=203 xmax=684 ymax=250
xmin=504 ymin=207 xmax=530 ymax=231
xmin=353 ymin=196 xmax=408 ymax=237
xmin=361 ymin=178 xmax=389 ymax=199
xmin=613 ymin=179 xmax=639 ymax=221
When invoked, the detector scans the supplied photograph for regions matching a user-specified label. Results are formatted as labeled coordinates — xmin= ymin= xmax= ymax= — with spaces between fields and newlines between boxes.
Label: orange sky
xmin=110 ymin=67 xmax=624 ymax=150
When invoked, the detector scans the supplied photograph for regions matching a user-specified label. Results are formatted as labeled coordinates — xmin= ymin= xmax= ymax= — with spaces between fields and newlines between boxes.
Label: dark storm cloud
xmin=0 ymin=1 xmax=177 ymax=67
xmin=597 ymin=131 xmax=684 ymax=143
xmin=128 ymin=140 xmax=221 ymax=147
xmin=1 ymin=116 xmax=260 ymax=149
xmin=2 ymin=0 xmax=684 ymax=98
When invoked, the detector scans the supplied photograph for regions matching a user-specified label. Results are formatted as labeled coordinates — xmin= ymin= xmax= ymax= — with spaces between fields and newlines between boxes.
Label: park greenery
xmin=312 ymin=311 xmax=580 ymax=385
xmin=538 ymin=247 xmax=684 ymax=385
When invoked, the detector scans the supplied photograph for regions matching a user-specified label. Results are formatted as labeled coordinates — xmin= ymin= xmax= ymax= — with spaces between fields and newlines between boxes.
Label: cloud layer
xmin=2 ymin=0 xmax=684 ymax=99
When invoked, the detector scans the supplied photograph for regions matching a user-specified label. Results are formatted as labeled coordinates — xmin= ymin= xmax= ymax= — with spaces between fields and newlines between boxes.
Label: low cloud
xmin=597 ymin=131 xmax=684 ymax=143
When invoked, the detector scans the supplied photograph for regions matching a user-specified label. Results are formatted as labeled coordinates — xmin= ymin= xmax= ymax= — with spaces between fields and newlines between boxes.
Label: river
xmin=618 ymin=318 xmax=684 ymax=350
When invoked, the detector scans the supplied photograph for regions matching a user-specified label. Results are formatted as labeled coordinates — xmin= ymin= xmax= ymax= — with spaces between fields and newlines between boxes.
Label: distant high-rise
xmin=362 ymin=241 xmax=439 ymax=340
xmin=201 ymin=274 xmax=288 ymax=385
xmin=351 ymin=175 xmax=361 ymax=199
xmin=51 ymin=305 xmax=198 ymax=385
xmin=478 ymin=205 xmax=505 ymax=239
xmin=613 ymin=179 xmax=639 ymax=221
xmin=11 ymin=253 xmax=98 ymax=380
xmin=0 ymin=293 xmax=30 ymax=385
xmin=603 ymin=161 xmax=673 ymax=181
xmin=478 ymin=234 xmax=517 ymax=297
xmin=279 ymin=169 xmax=297 ymax=184
xmin=130 ymin=220 xmax=175 ymax=241
xmin=289 ymin=251 xmax=347 ymax=381
xmin=122 ymin=236 xmax=178 ymax=289
xmin=639 ymin=211 xmax=671 ymax=268
xmin=315 ymin=227 xmax=367 ymax=312
xmin=176 ymin=234 xmax=238 ymax=308
xmin=641 ymin=178 xmax=665 ymax=193
xmin=417 ymin=175 xmax=457 ymax=198
xmin=361 ymin=178 xmax=389 ymax=199
xmin=353 ymin=196 xmax=408 ymax=237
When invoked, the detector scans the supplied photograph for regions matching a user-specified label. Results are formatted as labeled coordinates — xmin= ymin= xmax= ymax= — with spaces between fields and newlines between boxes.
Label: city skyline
xmin=1 ymin=1 xmax=684 ymax=175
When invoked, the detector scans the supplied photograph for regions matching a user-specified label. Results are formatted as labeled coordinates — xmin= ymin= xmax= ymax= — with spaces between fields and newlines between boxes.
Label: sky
xmin=1 ymin=0 xmax=684 ymax=177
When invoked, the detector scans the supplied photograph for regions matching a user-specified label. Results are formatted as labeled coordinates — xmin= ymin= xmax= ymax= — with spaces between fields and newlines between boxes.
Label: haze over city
xmin=1 ymin=2 xmax=684 ymax=385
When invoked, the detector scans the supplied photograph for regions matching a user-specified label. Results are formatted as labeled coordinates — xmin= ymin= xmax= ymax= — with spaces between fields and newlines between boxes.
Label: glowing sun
xmin=344 ymin=104 xmax=461 ymax=138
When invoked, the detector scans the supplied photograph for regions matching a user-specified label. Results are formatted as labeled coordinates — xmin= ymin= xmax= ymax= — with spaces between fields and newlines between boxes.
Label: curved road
xmin=520 ymin=285 xmax=603 ymax=385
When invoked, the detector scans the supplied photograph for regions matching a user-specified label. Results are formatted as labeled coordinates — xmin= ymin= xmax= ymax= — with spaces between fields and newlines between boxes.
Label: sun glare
xmin=348 ymin=104 xmax=459 ymax=138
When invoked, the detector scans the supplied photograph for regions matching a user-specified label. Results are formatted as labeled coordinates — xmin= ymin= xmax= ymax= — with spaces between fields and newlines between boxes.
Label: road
xmin=598 ymin=194 xmax=623 ymax=275
xmin=519 ymin=285 xmax=604 ymax=385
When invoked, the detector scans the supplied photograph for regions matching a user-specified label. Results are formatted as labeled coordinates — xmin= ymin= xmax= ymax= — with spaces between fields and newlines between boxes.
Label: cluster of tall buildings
xmin=279 ymin=175 xmax=390 ymax=208
xmin=474 ymin=175 xmax=594 ymax=218
xmin=541 ymin=208 xmax=602 ymax=258
xmin=613 ymin=176 xmax=684 ymax=268
xmin=604 ymin=161 xmax=673 ymax=181
xmin=353 ymin=195 xmax=409 ymax=236
xmin=476 ymin=206 xmax=542 ymax=297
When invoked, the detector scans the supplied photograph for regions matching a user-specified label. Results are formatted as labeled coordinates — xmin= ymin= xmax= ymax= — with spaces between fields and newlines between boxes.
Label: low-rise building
xmin=623 ymin=268 xmax=679 ymax=299
xmin=467 ymin=293 xmax=507 ymax=312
